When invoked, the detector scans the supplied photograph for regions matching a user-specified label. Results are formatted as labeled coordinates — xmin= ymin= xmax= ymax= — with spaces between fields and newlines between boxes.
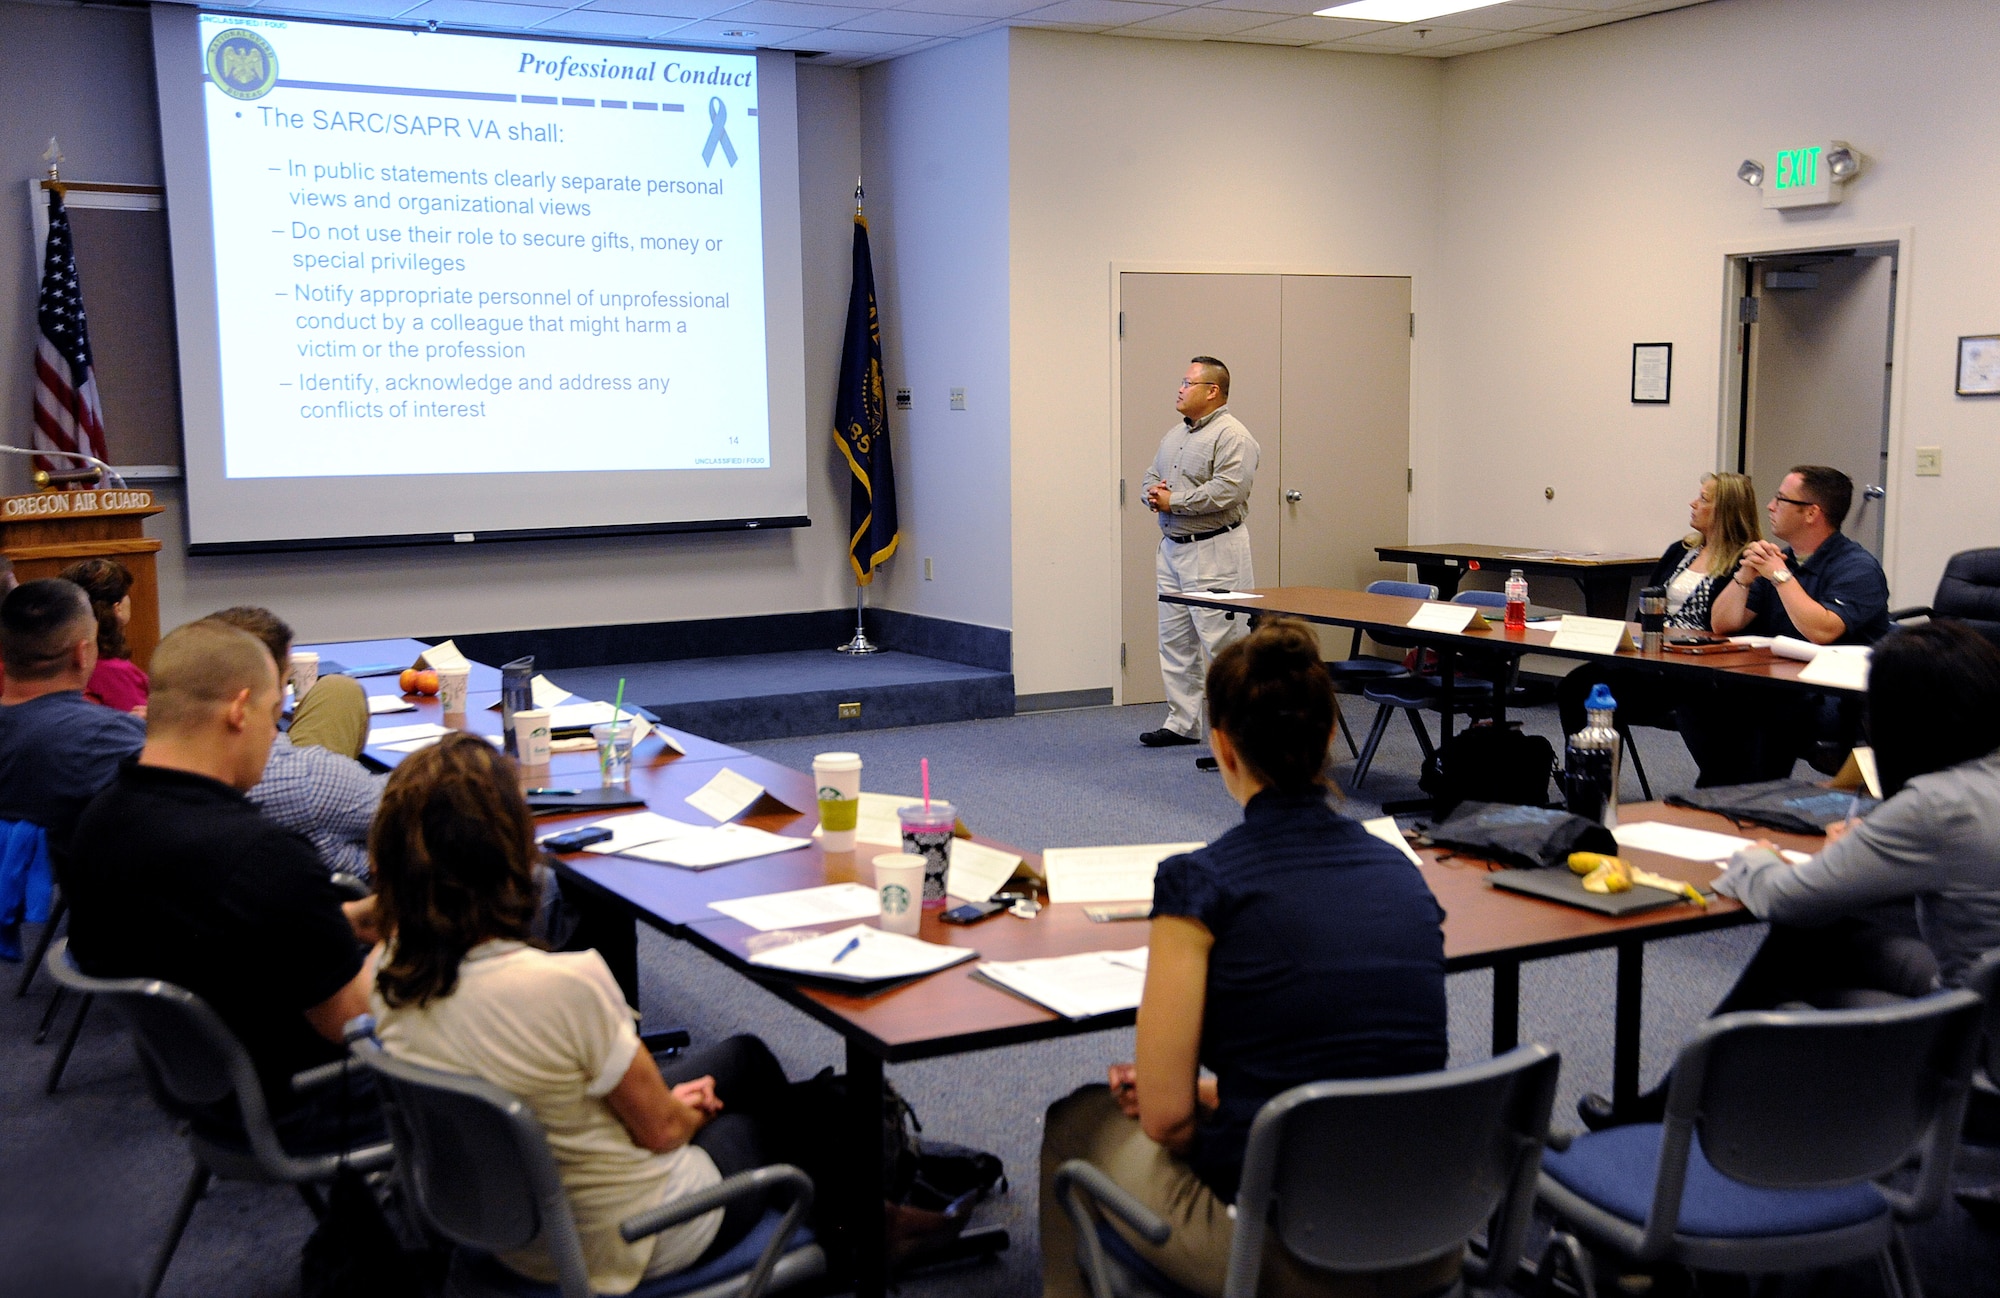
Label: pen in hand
xmin=830 ymin=935 xmax=863 ymax=964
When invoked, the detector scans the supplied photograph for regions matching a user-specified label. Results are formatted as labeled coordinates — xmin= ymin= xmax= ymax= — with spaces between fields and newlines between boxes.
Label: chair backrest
xmin=1451 ymin=589 xmax=1510 ymax=609
xmin=351 ymin=1030 xmax=594 ymax=1298
xmin=1674 ymin=991 xmax=1984 ymax=1193
xmin=1959 ymin=947 xmax=2000 ymax=1087
xmin=1933 ymin=548 xmax=2000 ymax=646
xmin=1365 ymin=580 xmax=1438 ymax=602
xmin=42 ymin=936 xmax=335 ymax=1180
xmin=1224 ymin=1045 xmax=1560 ymax=1298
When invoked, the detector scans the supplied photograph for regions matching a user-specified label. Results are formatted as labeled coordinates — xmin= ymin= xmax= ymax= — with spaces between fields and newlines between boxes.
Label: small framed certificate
xmin=1631 ymin=343 xmax=1672 ymax=404
xmin=1956 ymin=335 xmax=2000 ymax=396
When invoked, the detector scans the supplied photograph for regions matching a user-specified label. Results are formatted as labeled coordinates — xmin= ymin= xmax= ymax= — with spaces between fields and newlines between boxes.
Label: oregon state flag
xmin=834 ymin=214 xmax=899 ymax=584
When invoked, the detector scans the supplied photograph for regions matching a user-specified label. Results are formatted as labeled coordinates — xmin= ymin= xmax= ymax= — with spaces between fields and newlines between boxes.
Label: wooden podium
xmin=1 ymin=488 xmax=165 ymax=669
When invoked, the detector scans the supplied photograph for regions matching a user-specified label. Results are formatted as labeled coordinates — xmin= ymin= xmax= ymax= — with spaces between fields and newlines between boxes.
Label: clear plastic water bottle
xmin=1504 ymin=569 xmax=1529 ymax=631
xmin=1564 ymin=683 xmax=1622 ymax=828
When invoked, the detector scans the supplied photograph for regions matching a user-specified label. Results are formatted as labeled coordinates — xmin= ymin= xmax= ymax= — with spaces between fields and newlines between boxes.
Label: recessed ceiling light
xmin=1313 ymin=0 xmax=1508 ymax=21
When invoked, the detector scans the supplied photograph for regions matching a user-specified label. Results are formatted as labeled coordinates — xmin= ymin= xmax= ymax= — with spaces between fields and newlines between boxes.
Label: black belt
xmin=1165 ymin=520 xmax=1242 ymax=544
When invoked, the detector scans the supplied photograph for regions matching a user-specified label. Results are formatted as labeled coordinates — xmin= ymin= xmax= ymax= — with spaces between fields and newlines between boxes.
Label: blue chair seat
xmin=1542 ymin=1125 xmax=1888 ymax=1239
xmin=456 ymin=1211 xmax=816 ymax=1298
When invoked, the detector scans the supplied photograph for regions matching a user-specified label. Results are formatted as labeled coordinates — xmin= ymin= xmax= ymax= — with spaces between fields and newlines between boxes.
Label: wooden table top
xmin=1375 ymin=543 xmax=1660 ymax=571
xmin=573 ymin=800 xmax=1810 ymax=1062
xmin=1164 ymin=586 xmax=1853 ymax=692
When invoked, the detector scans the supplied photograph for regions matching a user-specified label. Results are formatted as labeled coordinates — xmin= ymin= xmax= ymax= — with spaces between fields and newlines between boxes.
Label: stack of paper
xmin=746 ymin=925 xmax=976 ymax=984
xmin=708 ymin=883 xmax=884 ymax=931
xmin=812 ymin=792 xmax=922 ymax=847
xmin=1041 ymin=843 xmax=1203 ymax=904
xmin=975 ymin=948 xmax=1149 ymax=1018
xmin=366 ymin=694 xmax=417 ymax=715
xmin=946 ymin=840 xmax=1025 ymax=903
xmin=1612 ymin=821 xmax=1811 ymax=865
xmin=567 ymin=811 xmax=810 ymax=871
xmin=1361 ymin=816 xmax=1424 ymax=866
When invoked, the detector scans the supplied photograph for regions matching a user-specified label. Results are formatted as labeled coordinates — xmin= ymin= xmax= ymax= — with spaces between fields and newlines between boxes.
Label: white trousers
xmin=1155 ymin=525 xmax=1254 ymax=738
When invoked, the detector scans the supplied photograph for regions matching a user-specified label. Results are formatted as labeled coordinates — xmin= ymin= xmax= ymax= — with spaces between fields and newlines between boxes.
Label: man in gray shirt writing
xmin=1139 ymin=356 xmax=1260 ymax=748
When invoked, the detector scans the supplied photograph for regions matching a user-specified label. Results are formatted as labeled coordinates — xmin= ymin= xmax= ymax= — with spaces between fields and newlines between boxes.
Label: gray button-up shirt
xmin=1142 ymin=406 xmax=1260 ymax=538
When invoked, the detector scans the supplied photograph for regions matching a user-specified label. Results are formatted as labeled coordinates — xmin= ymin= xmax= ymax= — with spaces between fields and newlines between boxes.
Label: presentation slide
xmin=155 ymin=9 xmax=809 ymax=549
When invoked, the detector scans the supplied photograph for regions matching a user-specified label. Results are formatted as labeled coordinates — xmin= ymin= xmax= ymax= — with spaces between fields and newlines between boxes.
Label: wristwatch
xmin=1771 ymin=567 xmax=1793 ymax=585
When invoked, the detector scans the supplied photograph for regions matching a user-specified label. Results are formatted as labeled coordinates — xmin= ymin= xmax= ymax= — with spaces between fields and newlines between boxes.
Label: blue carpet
xmin=5 ymin=699 xmax=1995 ymax=1297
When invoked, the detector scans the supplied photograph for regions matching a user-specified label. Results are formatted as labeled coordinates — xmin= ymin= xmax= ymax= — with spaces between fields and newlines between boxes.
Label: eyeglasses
xmin=1771 ymin=493 xmax=1817 ymax=509
xmin=1178 ymin=379 xmax=1218 ymax=390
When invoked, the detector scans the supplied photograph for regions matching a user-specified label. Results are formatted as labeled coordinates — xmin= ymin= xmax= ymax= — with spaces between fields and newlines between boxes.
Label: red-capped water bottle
xmin=1504 ymin=569 xmax=1529 ymax=631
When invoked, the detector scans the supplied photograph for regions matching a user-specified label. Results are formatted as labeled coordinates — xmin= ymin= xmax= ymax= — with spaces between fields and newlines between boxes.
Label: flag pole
xmin=836 ymin=177 xmax=884 ymax=655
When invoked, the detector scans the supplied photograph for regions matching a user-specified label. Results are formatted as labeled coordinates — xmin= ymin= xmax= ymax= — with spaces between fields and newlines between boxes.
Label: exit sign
xmin=1764 ymin=143 xmax=1836 ymax=208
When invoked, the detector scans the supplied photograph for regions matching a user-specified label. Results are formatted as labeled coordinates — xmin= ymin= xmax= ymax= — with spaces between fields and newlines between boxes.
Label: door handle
xmin=1284 ymin=490 xmax=1302 ymax=503
xmin=1862 ymin=484 xmax=1885 ymax=501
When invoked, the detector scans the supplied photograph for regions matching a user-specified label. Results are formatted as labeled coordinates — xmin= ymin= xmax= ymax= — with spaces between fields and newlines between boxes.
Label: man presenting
xmin=1710 ymin=465 xmax=1889 ymax=644
xmin=1139 ymin=357 xmax=1260 ymax=749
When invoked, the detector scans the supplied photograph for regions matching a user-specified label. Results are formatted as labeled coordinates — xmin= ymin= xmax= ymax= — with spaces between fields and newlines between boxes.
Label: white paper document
xmin=947 ymin=839 xmax=1025 ymax=903
xmin=686 ymin=767 xmax=769 ymax=823
xmin=1406 ymin=602 xmax=1483 ymax=634
xmin=574 ymin=812 xmax=704 ymax=854
xmin=1042 ymin=842 xmax=1203 ymax=905
xmin=1612 ymin=821 xmax=1754 ymax=862
xmin=747 ymin=925 xmax=976 ymax=983
xmin=1549 ymin=614 xmax=1637 ymax=655
xmin=1769 ymin=636 xmax=1821 ymax=662
xmin=1194 ymin=590 xmax=1264 ymax=601
xmin=812 ymin=792 xmax=921 ymax=847
xmin=1362 ymin=816 xmax=1424 ymax=866
xmin=380 ymin=732 xmax=502 ymax=754
xmin=368 ymin=722 xmax=452 ymax=747
xmin=1798 ymin=646 xmax=1870 ymax=691
xmin=366 ymin=694 xmax=417 ymax=715
xmin=547 ymin=700 xmax=635 ymax=731
xmin=622 ymin=825 xmax=812 ymax=870
xmin=486 ymin=675 xmax=576 ymax=712
xmin=413 ymin=639 xmax=469 ymax=671
xmin=976 ymin=948 xmax=1150 ymax=1019
xmin=708 ymin=883 xmax=886 ymax=932
xmin=1728 ymin=635 xmax=1776 ymax=649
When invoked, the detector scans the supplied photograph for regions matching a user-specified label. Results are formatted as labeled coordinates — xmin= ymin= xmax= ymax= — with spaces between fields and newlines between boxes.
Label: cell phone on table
xmin=541 ymin=826 xmax=613 ymax=852
xmin=940 ymin=899 xmax=1007 ymax=925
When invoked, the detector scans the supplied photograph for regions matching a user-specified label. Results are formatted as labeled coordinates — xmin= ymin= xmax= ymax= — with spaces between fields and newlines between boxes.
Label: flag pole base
xmin=836 ymin=582 xmax=882 ymax=654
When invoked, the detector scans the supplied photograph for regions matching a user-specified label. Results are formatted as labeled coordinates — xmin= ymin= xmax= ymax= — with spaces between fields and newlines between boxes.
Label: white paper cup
xmin=873 ymin=853 xmax=924 ymax=936
xmin=813 ymin=752 xmax=863 ymax=853
xmin=288 ymin=651 xmax=319 ymax=700
xmin=437 ymin=665 xmax=471 ymax=715
xmin=514 ymin=709 xmax=552 ymax=767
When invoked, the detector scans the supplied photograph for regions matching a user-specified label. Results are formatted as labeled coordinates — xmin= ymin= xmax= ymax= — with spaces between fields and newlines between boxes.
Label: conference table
xmin=1374 ymin=542 xmax=1661 ymax=620
xmin=307 ymin=635 xmax=1812 ymax=1298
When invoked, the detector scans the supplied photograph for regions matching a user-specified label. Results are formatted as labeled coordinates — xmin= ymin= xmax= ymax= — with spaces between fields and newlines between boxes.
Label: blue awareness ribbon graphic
xmin=702 ymin=97 xmax=738 ymax=168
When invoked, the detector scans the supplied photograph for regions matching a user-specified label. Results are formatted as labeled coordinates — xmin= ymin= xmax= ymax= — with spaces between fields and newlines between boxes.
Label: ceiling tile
xmin=773 ymin=24 xmax=929 ymax=48
xmin=1230 ymin=13 xmax=1379 ymax=40
xmin=265 ymin=0 xmax=428 ymax=17
xmin=1121 ymin=5 xmax=1288 ymax=34
xmin=1422 ymin=26 xmax=1549 ymax=50
xmin=580 ymin=0 xmax=748 ymax=19
xmin=888 ymin=0 xmax=1048 ymax=14
xmin=663 ymin=15 xmax=819 ymax=39
xmin=1011 ymin=0 xmax=1179 ymax=27
xmin=1437 ymin=4 xmax=1594 ymax=31
xmin=398 ymin=0 xmax=568 ymax=25
xmin=708 ymin=0 xmax=861 ymax=23
xmin=835 ymin=8 xmax=991 ymax=34
xmin=1326 ymin=20 xmax=1486 ymax=47
xmin=530 ymin=8 xmax=683 ymax=34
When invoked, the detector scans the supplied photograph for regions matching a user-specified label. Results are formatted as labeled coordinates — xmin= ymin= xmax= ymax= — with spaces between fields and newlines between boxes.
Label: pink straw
xmin=922 ymin=758 xmax=931 ymax=815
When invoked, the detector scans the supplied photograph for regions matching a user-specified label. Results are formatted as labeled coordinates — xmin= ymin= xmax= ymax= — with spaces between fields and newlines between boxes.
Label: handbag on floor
xmin=1419 ymin=721 xmax=1558 ymax=815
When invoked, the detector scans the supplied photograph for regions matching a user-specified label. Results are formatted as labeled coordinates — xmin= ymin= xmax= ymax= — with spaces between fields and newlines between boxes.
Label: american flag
xmin=32 ymin=187 xmax=108 ymax=471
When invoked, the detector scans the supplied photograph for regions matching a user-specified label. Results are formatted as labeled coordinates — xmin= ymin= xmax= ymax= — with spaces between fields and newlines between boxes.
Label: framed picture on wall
xmin=1957 ymin=335 xmax=2000 ymax=395
xmin=1631 ymin=343 xmax=1672 ymax=403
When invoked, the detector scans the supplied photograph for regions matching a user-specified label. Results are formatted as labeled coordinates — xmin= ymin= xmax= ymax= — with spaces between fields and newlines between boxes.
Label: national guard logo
xmin=206 ymin=28 xmax=279 ymax=101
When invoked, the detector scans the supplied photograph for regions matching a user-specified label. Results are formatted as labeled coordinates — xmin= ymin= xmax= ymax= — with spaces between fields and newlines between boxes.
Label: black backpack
xmin=1419 ymin=721 xmax=1558 ymax=816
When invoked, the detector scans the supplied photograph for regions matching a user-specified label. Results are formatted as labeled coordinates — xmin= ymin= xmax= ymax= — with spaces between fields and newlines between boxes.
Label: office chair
xmin=43 ymin=937 xmax=394 ymax=1298
xmin=1889 ymin=547 xmax=2000 ymax=647
xmin=350 ymin=1025 xmax=822 ymax=1298
xmin=1951 ymin=948 xmax=2000 ymax=1214
xmin=1323 ymin=580 xmax=1436 ymax=758
xmin=1055 ymin=1044 xmax=1561 ymax=1298
xmin=1537 ymin=991 xmax=1984 ymax=1298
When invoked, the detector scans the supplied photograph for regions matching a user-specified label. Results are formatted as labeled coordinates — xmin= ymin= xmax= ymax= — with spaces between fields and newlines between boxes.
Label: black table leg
xmin=1491 ymin=960 xmax=1520 ymax=1057
xmin=1439 ymin=646 xmax=1459 ymax=746
xmin=1579 ymin=573 xmax=1636 ymax=621
xmin=1613 ymin=942 xmax=1645 ymax=1116
xmin=848 ymin=1040 xmax=890 ymax=1298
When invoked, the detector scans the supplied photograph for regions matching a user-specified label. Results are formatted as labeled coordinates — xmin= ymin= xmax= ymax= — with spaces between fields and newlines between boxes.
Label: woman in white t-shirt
xmin=368 ymin=733 xmax=793 ymax=1295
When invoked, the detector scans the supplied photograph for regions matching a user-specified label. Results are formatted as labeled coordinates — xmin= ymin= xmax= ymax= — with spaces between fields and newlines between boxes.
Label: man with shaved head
xmin=0 ymin=579 xmax=146 ymax=861
xmin=66 ymin=620 xmax=377 ymax=1144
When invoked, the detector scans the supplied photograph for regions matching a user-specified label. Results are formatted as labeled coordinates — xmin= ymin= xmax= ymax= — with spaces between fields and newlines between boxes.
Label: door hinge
xmin=1739 ymin=295 xmax=1759 ymax=324
xmin=1409 ymin=312 xmax=1415 ymax=338
xmin=1119 ymin=478 xmax=1126 ymax=507
xmin=1120 ymin=642 xmax=1127 ymax=668
xmin=1118 ymin=311 xmax=1125 ymax=339
xmin=1406 ymin=467 xmax=1414 ymax=493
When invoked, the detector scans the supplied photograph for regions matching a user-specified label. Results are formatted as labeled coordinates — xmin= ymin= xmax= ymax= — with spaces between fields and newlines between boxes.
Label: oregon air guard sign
xmin=206 ymin=28 xmax=279 ymax=101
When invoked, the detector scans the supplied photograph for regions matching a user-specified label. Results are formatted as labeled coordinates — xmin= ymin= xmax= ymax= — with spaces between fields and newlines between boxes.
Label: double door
xmin=1118 ymin=273 xmax=1412 ymax=704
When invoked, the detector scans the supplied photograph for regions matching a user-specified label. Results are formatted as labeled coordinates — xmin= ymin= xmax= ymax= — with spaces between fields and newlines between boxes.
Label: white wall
xmin=858 ymin=34 xmax=1013 ymax=637
xmin=1007 ymin=30 xmax=1442 ymax=695
xmin=1 ymin=0 xmax=866 ymax=642
xmin=1431 ymin=0 xmax=2000 ymax=604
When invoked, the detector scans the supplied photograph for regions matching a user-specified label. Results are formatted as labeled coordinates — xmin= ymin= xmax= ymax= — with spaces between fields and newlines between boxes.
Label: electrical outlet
xmin=895 ymin=388 xmax=911 ymax=410
xmin=949 ymin=387 xmax=967 ymax=411
xmin=923 ymin=557 xmax=933 ymax=581
xmin=1914 ymin=446 xmax=1942 ymax=477
xmin=838 ymin=702 xmax=862 ymax=719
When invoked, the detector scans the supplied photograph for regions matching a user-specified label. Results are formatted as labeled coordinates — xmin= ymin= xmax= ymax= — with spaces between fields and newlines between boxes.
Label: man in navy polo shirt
xmin=1711 ymin=464 xmax=1889 ymax=645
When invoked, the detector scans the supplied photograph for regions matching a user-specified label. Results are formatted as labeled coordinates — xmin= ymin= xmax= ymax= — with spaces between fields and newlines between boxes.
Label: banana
xmin=1580 ymin=858 xmax=1632 ymax=894
xmin=1568 ymin=851 xmax=1619 ymax=877
xmin=1630 ymin=866 xmax=1709 ymax=908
